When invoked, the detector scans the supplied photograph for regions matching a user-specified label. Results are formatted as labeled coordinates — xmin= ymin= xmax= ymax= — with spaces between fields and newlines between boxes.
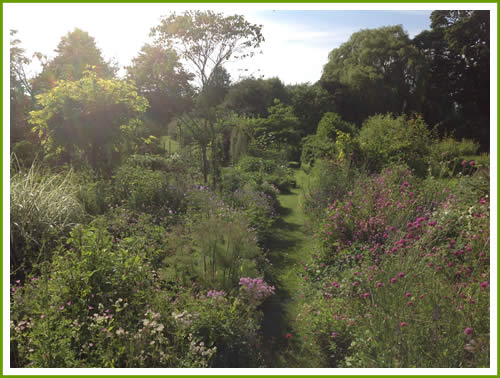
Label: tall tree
xmin=413 ymin=11 xmax=490 ymax=150
xmin=10 ymin=30 xmax=35 ymax=145
xmin=286 ymin=82 xmax=335 ymax=136
xmin=126 ymin=44 xmax=195 ymax=132
xmin=321 ymin=25 xmax=419 ymax=125
xmin=32 ymin=28 xmax=116 ymax=94
xmin=223 ymin=77 xmax=289 ymax=118
xmin=151 ymin=10 xmax=264 ymax=185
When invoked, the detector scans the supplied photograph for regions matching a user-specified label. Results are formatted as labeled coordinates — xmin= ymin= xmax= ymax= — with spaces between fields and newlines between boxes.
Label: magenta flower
xmin=480 ymin=281 xmax=489 ymax=289
xmin=464 ymin=327 xmax=473 ymax=335
xmin=391 ymin=278 xmax=397 ymax=284
xmin=461 ymin=160 xmax=467 ymax=166
xmin=397 ymin=272 xmax=405 ymax=278
xmin=353 ymin=281 xmax=359 ymax=286
xmin=405 ymin=292 xmax=411 ymax=297
xmin=400 ymin=322 xmax=407 ymax=327
xmin=469 ymin=160 xmax=475 ymax=166
xmin=377 ymin=282 xmax=383 ymax=287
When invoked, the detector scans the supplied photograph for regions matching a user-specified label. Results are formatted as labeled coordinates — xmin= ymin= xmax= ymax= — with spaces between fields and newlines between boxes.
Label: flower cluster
xmin=239 ymin=277 xmax=275 ymax=307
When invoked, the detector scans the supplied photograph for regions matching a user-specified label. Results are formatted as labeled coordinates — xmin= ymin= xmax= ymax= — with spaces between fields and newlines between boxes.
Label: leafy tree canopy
xmin=126 ymin=44 xmax=195 ymax=127
xmin=30 ymin=70 xmax=148 ymax=173
xmin=32 ymin=28 xmax=117 ymax=94
xmin=321 ymin=25 xmax=419 ymax=124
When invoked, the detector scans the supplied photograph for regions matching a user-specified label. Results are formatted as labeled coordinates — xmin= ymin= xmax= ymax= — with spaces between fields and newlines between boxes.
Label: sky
xmin=4 ymin=3 xmax=438 ymax=85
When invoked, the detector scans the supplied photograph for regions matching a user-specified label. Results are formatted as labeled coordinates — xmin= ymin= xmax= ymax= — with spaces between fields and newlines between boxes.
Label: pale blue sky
xmin=6 ymin=4 xmax=434 ymax=84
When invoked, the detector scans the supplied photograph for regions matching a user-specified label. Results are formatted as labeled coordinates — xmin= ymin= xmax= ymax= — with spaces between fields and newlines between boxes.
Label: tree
xmin=151 ymin=10 xmax=264 ymax=186
xmin=413 ymin=11 xmax=490 ymax=150
xmin=32 ymin=28 xmax=117 ymax=94
xmin=321 ymin=25 xmax=420 ymax=125
xmin=10 ymin=30 xmax=35 ymax=145
xmin=126 ymin=44 xmax=195 ymax=132
xmin=29 ymin=70 xmax=148 ymax=174
xmin=286 ymin=82 xmax=335 ymax=136
xmin=224 ymin=77 xmax=289 ymax=118
xmin=251 ymin=99 xmax=302 ymax=161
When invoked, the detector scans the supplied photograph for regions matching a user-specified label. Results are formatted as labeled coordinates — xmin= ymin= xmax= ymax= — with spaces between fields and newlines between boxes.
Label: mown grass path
xmin=261 ymin=169 xmax=315 ymax=367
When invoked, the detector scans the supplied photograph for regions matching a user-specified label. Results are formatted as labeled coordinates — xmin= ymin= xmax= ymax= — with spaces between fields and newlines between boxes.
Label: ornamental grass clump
xmin=10 ymin=162 xmax=85 ymax=272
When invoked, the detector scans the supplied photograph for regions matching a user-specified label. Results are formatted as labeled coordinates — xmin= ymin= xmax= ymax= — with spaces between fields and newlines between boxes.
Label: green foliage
xmin=224 ymin=77 xmax=289 ymax=118
xmin=31 ymin=28 xmax=117 ymax=94
xmin=296 ymin=167 xmax=490 ymax=367
xmin=301 ymin=112 xmax=360 ymax=166
xmin=126 ymin=44 xmax=194 ymax=128
xmin=428 ymin=137 xmax=480 ymax=177
xmin=232 ymin=155 xmax=295 ymax=194
xmin=112 ymin=161 xmax=188 ymax=217
xmin=29 ymin=70 xmax=149 ymax=173
xmin=321 ymin=25 xmax=419 ymax=124
xmin=414 ymin=11 xmax=490 ymax=149
xmin=10 ymin=162 xmax=85 ymax=273
xmin=358 ymin=113 xmax=433 ymax=176
xmin=11 ymin=141 xmax=39 ymax=169
xmin=251 ymin=100 xmax=302 ymax=161
xmin=286 ymin=82 xmax=335 ymax=136
xmin=151 ymin=10 xmax=263 ymax=90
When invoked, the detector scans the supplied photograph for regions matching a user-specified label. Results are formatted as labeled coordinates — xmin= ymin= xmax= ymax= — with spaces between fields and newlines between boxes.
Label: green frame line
xmin=1 ymin=1 xmax=498 ymax=377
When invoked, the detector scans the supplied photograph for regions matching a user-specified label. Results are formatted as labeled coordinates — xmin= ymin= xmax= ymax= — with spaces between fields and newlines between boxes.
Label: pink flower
xmin=391 ymin=278 xmax=397 ymax=284
xmin=464 ymin=327 xmax=473 ymax=335
xmin=461 ymin=160 xmax=467 ymax=166
xmin=353 ymin=281 xmax=359 ymax=286
xmin=405 ymin=292 xmax=411 ymax=297
xmin=400 ymin=322 xmax=407 ymax=327
xmin=469 ymin=160 xmax=475 ymax=166
xmin=397 ymin=272 xmax=405 ymax=278
xmin=408 ymin=301 xmax=413 ymax=306
xmin=285 ymin=333 xmax=292 ymax=339
xmin=480 ymin=281 xmax=489 ymax=289
xmin=376 ymin=282 xmax=383 ymax=287
xmin=331 ymin=332 xmax=337 ymax=338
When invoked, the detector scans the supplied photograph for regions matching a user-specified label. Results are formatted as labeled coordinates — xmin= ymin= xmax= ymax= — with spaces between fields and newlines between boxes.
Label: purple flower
xmin=464 ymin=327 xmax=473 ymax=335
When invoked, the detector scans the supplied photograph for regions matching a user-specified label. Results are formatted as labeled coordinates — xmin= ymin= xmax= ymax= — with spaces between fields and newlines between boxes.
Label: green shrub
xmin=358 ymin=114 xmax=432 ymax=176
xmin=10 ymin=163 xmax=85 ymax=272
xmin=113 ymin=163 xmax=188 ymax=216
xmin=11 ymin=141 xmax=39 ymax=169
xmin=428 ymin=137 xmax=480 ymax=177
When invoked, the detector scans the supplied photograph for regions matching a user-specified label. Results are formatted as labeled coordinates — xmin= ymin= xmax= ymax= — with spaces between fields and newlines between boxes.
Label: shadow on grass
xmin=260 ymin=199 xmax=311 ymax=366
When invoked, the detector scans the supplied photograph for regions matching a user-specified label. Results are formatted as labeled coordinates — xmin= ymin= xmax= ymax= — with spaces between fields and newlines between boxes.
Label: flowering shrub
xmin=295 ymin=167 xmax=490 ymax=367
xmin=239 ymin=277 xmax=275 ymax=308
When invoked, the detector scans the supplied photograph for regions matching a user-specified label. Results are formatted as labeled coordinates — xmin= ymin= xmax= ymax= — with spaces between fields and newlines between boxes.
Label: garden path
xmin=261 ymin=169 xmax=316 ymax=367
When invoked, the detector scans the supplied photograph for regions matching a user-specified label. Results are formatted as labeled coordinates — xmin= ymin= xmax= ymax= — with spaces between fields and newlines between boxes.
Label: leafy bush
xmin=11 ymin=218 xmax=270 ymax=367
xmin=428 ymin=137 xmax=480 ymax=177
xmin=301 ymin=159 xmax=363 ymax=225
xmin=11 ymin=141 xmax=39 ymax=169
xmin=10 ymin=163 xmax=85 ymax=272
xmin=112 ymin=162 xmax=188 ymax=216
xmin=164 ymin=187 xmax=264 ymax=291
xmin=358 ymin=114 xmax=433 ymax=176
xmin=301 ymin=112 xmax=361 ymax=167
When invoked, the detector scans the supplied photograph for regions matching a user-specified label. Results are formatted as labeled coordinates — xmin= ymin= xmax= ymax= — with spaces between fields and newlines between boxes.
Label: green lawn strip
xmin=261 ymin=169 xmax=317 ymax=367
